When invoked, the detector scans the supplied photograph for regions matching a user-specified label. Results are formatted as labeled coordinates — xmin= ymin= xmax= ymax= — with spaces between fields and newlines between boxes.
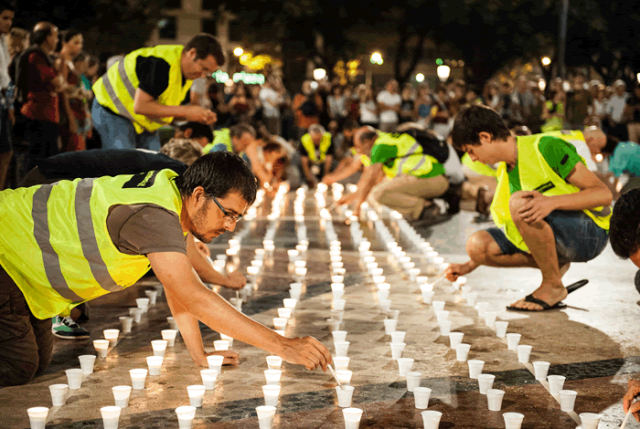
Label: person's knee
xmin=466 ymin=230 xmax=492 ymax=264
xmin=508 ymin=191 xmax=530 ymax=222
xmin=0 ymin=356 xmax=38 ymax=387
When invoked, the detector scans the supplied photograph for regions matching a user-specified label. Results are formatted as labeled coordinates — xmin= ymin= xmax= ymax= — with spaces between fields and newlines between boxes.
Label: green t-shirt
xmin=507 ymin=136 xmax=584 ymax=193
xmin=370 ymin=142 xmax=445 ymax=179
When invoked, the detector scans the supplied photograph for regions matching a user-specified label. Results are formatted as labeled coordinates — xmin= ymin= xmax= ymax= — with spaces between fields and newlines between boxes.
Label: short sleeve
xmin=135 ymin=56 xmax=171 ymax=99
xmin=537 ymin=136 xmax=583 ymax=179
xmin=370 ymin=144 xmax=399 ymax=165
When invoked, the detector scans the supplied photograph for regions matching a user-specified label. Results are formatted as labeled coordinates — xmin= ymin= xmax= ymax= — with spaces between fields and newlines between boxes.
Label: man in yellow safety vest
xmin=445 ymin=105 xmax=612 ymax=312
xmin=92 ymin=33 xmax=221 ymax=151
xmin=299 ymin=124 xmax=334 ymax=187
xmin=0 ymin=152 xmax=331 ymax=387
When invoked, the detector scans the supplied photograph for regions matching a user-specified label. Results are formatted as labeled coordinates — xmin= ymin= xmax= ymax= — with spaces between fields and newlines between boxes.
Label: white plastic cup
xmin=129 ymin=369 xmax=147 ymax=390
xmin=333 ymin=290 xmax=345 ymax=300
xmin=207 ymin=355 xmax=224 ymax=372
xmin=414 ymin=387 xmax=432 ymax=409
xmin=487 ymin=389 xmax=505 ymax=411
xmin=220 ymin=333 xmax=234 ymax=347
xmin=421 ymin=410 xmax=442 ymax=429
xmin=517 ymin=345 xmax=532 ymax=363
xmin=266 ymin=356 xmax=283 ymax=370
xmin=151 ymin=340 xmax=168 ymax=357
xmin=478 ymin=373 xmax=496 ymax=394
xmin=476 ymin=302 xmax=489 ymax=317
xmin=129 ymin=308 xmax=142 ymax=323
xmin=436 ymin=311 xmax=450 ymax=323
xmin=398 ymin=358 xmax=414 ymax=377
xmin=119 ymin=316 xmax=133 ymax=334
xmin=456 ymin=343 xmax=471 ymax=362
xmin=200 ymin=369 xmax=218 ymax=390
xmin=494 ymin=321 xmax=509 ymax=338
xmin=406 ymin=371 xmax=422 ymax=392
xmin=332 ymin=299 xmax=346 ymax=311
xmin=379 ymin=299 xmax=391 ymax=312
xmin=49 ymin=384 xmax=68 ymax=406
xmin=112 ymin=386 xmax=132 ymax=408
xmin=187 ymin=385 xmax=206 ymax=408
xmin=332 ymin=276 xmax=344 ymax=284
xmin=449 ymin=332 xmax=464 ymax=349
xmin=421 ymin=291 xmax=435 ymax=304
xmin=579 ymin=413 xmax=602 ymax=429
xmin=167 ymin=316 xmax=178 ymax=331
xmin=332 ymin=331 xmax=348 ymax=342
xmin=214 ymin=340 xmax=230 ymax=351
xmin=328 ymin=318 xmax=341 ymax=332
xmin=65 ymin=368 xmax=83 ymax=390
xmin=484 ymin=311 xmax=497 ymax=327
xmin=438 ymin=321 xmax=452 ymax=336
xmin=136 ymin=298 xmax=150 ymax=313
xmin=533 ymin=361 xmax=550 ymax=381
xmin=78 ymin=355 xmax=96 ymax=375
xmin=377 ymin=290 xmax=389 ymax=301
xmin=334 ymin=357 xmax=350 ymax=371
xmin=336 ymin=370 xmax=353 ymax=386
xmin=145 ymin=290 xmax=158 ymax=305
xmin=146 ymin=356 xmax=163 ymax=376
xmin=264 ymin=369 xmax=282 ymax=385
xmin=342 ymin=407 xmax=363 ymax=429
xmin=161 ymin=329 xmax=178 ymax=347
xmin=27 ymin=407 xmax=49 ymax=429
xmin=391 ymin=331 xmax=406 ymax=343
xmin=468 ymin=360 xmax=485 ymax=379
xmin=175 ymin=405 xmax=197 ymax=429
xmin=103 ymin=329 xmax=119 ymax=347
xmin=278 ymin=308 xmax=293 ymax=319
xmin=262 ymin=385 xmax=281 ymax=407
xmin=335 ymin=341 xmax=350 ymax=357
xmin=256 ymin=405 xmax=277 ymax=429
xmin=283 ymin=298 xmax=297 ymax=309
xmin=506 ymin=333 xmax=521 ymax=351
xmin=100 ymin=406 xmax=121 ymax=429
xmin=559 ymin=390 xmax=578 ymax=412
xmin=93 ymin=339 xmax=109 ymax=358
xmin=503 ymin=412 xmax=524 ymax=429
xmin=336 ymin=385 xmax=355 ymax=407
xmin=547 ymin=375 xmax=566 ymax=395
xmin=390 ymin=342 xmax=406 ymax=360
xmin=432 ymin=301 xmax=445 ymax=312
xmin=383 ymin=319 xmax=397 ymax=335
xmin=466 ymin=292 xmax=478 ymax=306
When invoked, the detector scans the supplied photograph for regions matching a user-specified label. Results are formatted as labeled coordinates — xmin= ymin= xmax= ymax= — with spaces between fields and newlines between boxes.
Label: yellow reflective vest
xmin=204 ymin=128 xmax=232 ymax=154
xmin=372 ymin=132 xmax=443 ymax=179
xmin=0 ymin=169 xmax=183 ymax=319
xmin=491 ymin=134 xmax=611 ymax=252
xmin=93 ymin=45 xmax=192 ymax=134
xmin=301 ymin=132 xmax=332 ymax=163
xmin=349 ymin=147 xmax=371 ymax=167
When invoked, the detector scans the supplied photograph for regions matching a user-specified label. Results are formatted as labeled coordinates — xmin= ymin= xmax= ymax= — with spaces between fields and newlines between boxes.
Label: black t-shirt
xmin=627 ymin=95 xmax=640 ymax=123
xmin=135 ymin=56 xmax=187 ymax=100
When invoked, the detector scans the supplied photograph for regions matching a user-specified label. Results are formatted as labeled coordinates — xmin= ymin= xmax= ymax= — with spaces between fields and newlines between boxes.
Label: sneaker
xmin=52 ymin=316 xmax=91 ymax=340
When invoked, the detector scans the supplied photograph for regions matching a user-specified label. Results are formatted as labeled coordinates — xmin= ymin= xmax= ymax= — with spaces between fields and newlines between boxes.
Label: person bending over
xmin=299 ymin=124 xmax=334 ymax=187
xmin=445 ymin=105 xmax=612 ymax=311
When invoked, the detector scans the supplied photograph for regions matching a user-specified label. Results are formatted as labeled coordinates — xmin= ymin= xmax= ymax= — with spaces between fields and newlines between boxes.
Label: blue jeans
xmin=487 ymin=210 xmax=609 ymax=264
xmin=91 ymin=99 xmax=161 ymax=151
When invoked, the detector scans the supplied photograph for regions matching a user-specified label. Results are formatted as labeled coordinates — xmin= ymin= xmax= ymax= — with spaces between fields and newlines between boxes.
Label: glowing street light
xmin=313 ymin=68 xmax=327 ymax=81
xmin=233 ymin=47 xmax=244 ymax=57
xmin=538 ymin=80 xmax=546 ymax=91
xmin=541 ymin=56 xmax=551 ymax=66
xmin=416 ymin=73 xmax=425 ymax=83
xmin=436 ymin=65 xmax=450 ymax=82
xmin=370 ymin=52 xmax=383 ymax=65
xmin=637 ymin=73 xmax=640 ymax=84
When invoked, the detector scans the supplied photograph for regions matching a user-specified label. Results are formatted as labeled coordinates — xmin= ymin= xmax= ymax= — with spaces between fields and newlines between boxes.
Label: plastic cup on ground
xmin=336 ymin=370 xmax=353 ymax=386
xmin=130 ymin=369 xmax=147 ymax=390
xmin=449 ymin=332 xmax=464 ymax=349
xmin=432 ymin=301 xmax=445 ymax=312
xmin=503 ymin=412 xmax=524 ymax=429
xmin=332 ymin=330 xmax=347 ymax=342
xmin=436 ymin=311 xmax=450 ymax=323
xmin=494 ymin=321 xmax=509 ymax=338
xmin=175 ymin=405 xmax=196 ymax=429
xmin=146 ymin=356 xmax=163 ymax=376
xmin=398 ymin=358 xmax=414 ymax=377
xmin=136 ymin=297 xmax=150 ymax=313
xmin=200 ymin=369 xmax=218 ymax=390
xmin=65 ymin=368 xmax=83 ymax=389
xmin=416 ymin=275 xmax=429 ymax=284
xmin=484 ymin=311 xmax=497 ymax=327
xmin=283 ymin=298 xmax=297 ymax=309
xmin=330 ymin=310 xmax=344 ymax=323
xmin=414 ymin=387 xmax=432 ymax=409
xmin=119 ymin=316 xmax=133 ymax=334
xmin=478 ymin=373 xmax=496 ymax=394
xmin=332 ymin=275 xmax=344 ymax=284
xmin=579 ymin=413 xmax=602 ymax=429
xmin=49 ymin=384 xmax=68 ymax=406
xmin=383 ymin=319 xmax=398 ymax=335
xmin=161 ymin=329 xmax=177 ymax=347
xmin=334 ymin=357 xmax=350 ymax=371
xmin=533 ymin=361 xmax=550 ymax=381
xmin=256 ymin=405 xmax=277 ymax=429
xmin=342 ymin=407 xmax=363 ymax=429
xmin=506 ymin=333 xmax=521 ymax=351
xmin=207 ymin=355 xmax=224 ymax=372
xmin=391 ymin=331 xmax=406 ymax=343
xmin=379 ymin=299 xmax=391 ymax=312
xmin=559 ymin=390 xmax=578 ymax=412
xmin=27 ymin=407 xmax=49 ymax=429
xmin=487 ymin=389 xmax=505 ymax=411
xmin=406 ymin=371 xmax=422 ymax=392
xmin=387 ymin=309 xmax=400 ymax=320
xmin=466 ymin=292 xmax=478 ymax=306
xmin=438 ymin=321 xmax=452 ymax=336
xmin=517 ymin=345 xmax=532 ymax=363
xmin=264 ymin=369 xmax=282 ymax=385
xmin=278 ymin=308 xmax=292 ymax=319
xmin=468 ymin=360 xmax=484 ymax=379
xmin=456 ymin=343 xmax=471 ymax=361
xmin=421 ymin=410 xmax=442 ymax=429
xmin=78 ymin=355 xmax=96 ymax=374
xmin=476 ymin=302 xmax=489 ymax=317
xmin=129 ymin=308 xmax=142 ymax=323
xmin=220 ymin=333 xmax=234 ymax=347
xmin=266 ymin=356 xmax=283 ymax=370
xmin=333 ymin=290 xmax=345 ymax=300
xmin=390 ymin=342 xmax=406 ymax=360
xmin=94 ymin=339 xmax=109 ymax=358
xmin=187 ymin=385 xmax=206 ymax=408
xmin=214 ymin=340 xmax=230 ymax=351
xmin=100 ymin=406 xmax=121 ymax=429
xmin=145 ymin=290 xmax=158 ymax=305
xmin=422 ymin=291 xmax=435 ymax=304
xmin=548 ymin=375 xmax=566 ymax=395
xmin=335 ymin=341 xmax=350 ymax=357
xmin=377 ymin=290 xmax=389 ymax=301
xmin=112 ymin=386 xmax=132 ymax=408
xmin=151 ymin=340 xmax=168 ymax=357
xmin=336 ymin=385 xmax=355 ymax=407
xmin=262 ymin=385 xmax=281 ymax=406
xmin=103 ymin=329 xmax=119 ymax=347
xmin=328 ymin=318 xmax=341 ymax=331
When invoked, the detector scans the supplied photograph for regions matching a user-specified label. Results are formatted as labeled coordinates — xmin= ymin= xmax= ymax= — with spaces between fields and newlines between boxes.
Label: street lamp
xmin=233 ymin=47 xmax=244 ymax=57
xmin=313 ymin=68 xmax=327 ymax=81
xmin=437 ymin=65 xmax=450 ymax=82
xmin=370 ymin=52 xmax=383 ymax=65
xmin=541 ymin=56 xmax=551 ymax=66
xmin=637 ymin=73 xmax=640 ymax=84
xmin=416 ymin=73 xmax=425 ymax=83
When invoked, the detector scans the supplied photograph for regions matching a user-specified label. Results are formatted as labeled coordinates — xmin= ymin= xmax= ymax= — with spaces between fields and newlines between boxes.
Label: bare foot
xmin=509 ymin=283 xmax=568 ymax=311
xmin=445 ymin=260 xmax=478 ymax=282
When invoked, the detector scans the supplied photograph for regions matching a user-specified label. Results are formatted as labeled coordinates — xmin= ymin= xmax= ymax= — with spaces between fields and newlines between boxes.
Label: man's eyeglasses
xmin=211 ymin=195 xmax=243 ymax=223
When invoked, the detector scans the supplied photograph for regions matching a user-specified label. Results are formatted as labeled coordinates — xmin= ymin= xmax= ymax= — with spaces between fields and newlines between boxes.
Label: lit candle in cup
xmin=266 ymin=356 xmax=283 ymax=370
xmin=27 ymin=407 xmax=49 ymax=429
xmin=264 ymin=369 xmax=282 ymax=385
xmin=283 ymin=298 xmax=297 ymax=309
xmin=161 ymin=329 xmax=178 ymax=347
xmin=207 ymin=355 xmax=224 ymax=372
xmin=175 ymin=406 xmax=196 ymax=429
xmin=187 ymin=385 xmax=206 ymax=408
xmin=151 ymin=340 xmax=168 ymax=357
xmin=146 ymin=356 xmax=163 ymax=376
xmin=103 ymin=329 xmax=119 ymax=347
xmin=336 ymin=370 xmax=353 ymax=386
xmin=200 ymin=369 xmax=218 ymax=390
xmin=112 ymin=386 xmax=132 ymax=408
xmin=93 ymin=339 xmax=109 ymax=358
xmin=277 ymin=308 xmax=292 ymax=319
xmin=342 ymin=407 xmax=363 ymax=429
xmin=262 ymin=385 xmax=281 ymax=407
xmin=129 ymin=369 xmax=148 ymax=390
xmin=100 ymin=406 xmax=121 ymax=429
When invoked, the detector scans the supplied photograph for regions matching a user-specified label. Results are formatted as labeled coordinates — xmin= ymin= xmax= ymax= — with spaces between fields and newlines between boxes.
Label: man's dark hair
xmin=180 ymin=122 xmax=213 ymax=142
xmin=229 ymin=123 xmax=256 ymax=139
xmin=175 ymin=151 xmax=257 ymax=204
xmin=0 ymin=0 xmax=14 ymax=14
xmin=450 ymin=105 xmax=511 ymax=151
xmin=31 ymin=22 xmax=56 ymax=46
xmin=185 ymin=33 xmax=226 ymax=67
xmin=360 ymin=130 xmax=378 ymax=145
xmin=610 ymin=188 xmax=640 ymax=259
xmin=343 ymin=118 xmax=359 ymax=132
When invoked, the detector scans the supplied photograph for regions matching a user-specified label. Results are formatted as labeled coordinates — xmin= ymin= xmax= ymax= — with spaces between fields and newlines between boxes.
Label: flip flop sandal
xmin=506 ymin=279 xmax=589 ymax=312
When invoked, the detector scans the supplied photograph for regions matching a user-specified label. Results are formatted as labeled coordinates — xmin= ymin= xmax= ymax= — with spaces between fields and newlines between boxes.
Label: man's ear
xmin=478 ymin=131 xmax=492 ymax=145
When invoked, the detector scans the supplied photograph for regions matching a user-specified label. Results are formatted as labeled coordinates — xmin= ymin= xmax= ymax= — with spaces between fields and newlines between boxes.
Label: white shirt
xmin=443 ymin=143 xmax=465 ymax=185
xmin=376 ymin=90 xmax=401 ymax=123
xmin=190 ymin=77 xmax=212 ymax=109
xmin=568 ymin=138 xmax=597 ymax=172
xmin=360 ymin=100 xmax=379 ymax=124
xmin=259 ymin=87 xmax=281 ymax=118
xmin=0 ymin=36 xmax=11 ymax=90
xmin=606 ymin=93 xmax=628 ymax=123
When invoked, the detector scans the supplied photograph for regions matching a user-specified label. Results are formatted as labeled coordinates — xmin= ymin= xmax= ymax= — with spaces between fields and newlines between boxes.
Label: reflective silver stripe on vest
xmin=32 ymin=185 xmax=85 ymax=303
xmin=588 ymin=206 xmax=612 ymax=217
xmin=396 ymin=142 xmax=421 ymax=174
xmin=118 ymin=58 xmax=171 ymax=126
xmin=409 ymin=156 xmax=426 ymax=173
xmin=101 ymin=70 xmax=139 ymax=125
xmin=75 ymin=179 xmax=122 ymax=293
